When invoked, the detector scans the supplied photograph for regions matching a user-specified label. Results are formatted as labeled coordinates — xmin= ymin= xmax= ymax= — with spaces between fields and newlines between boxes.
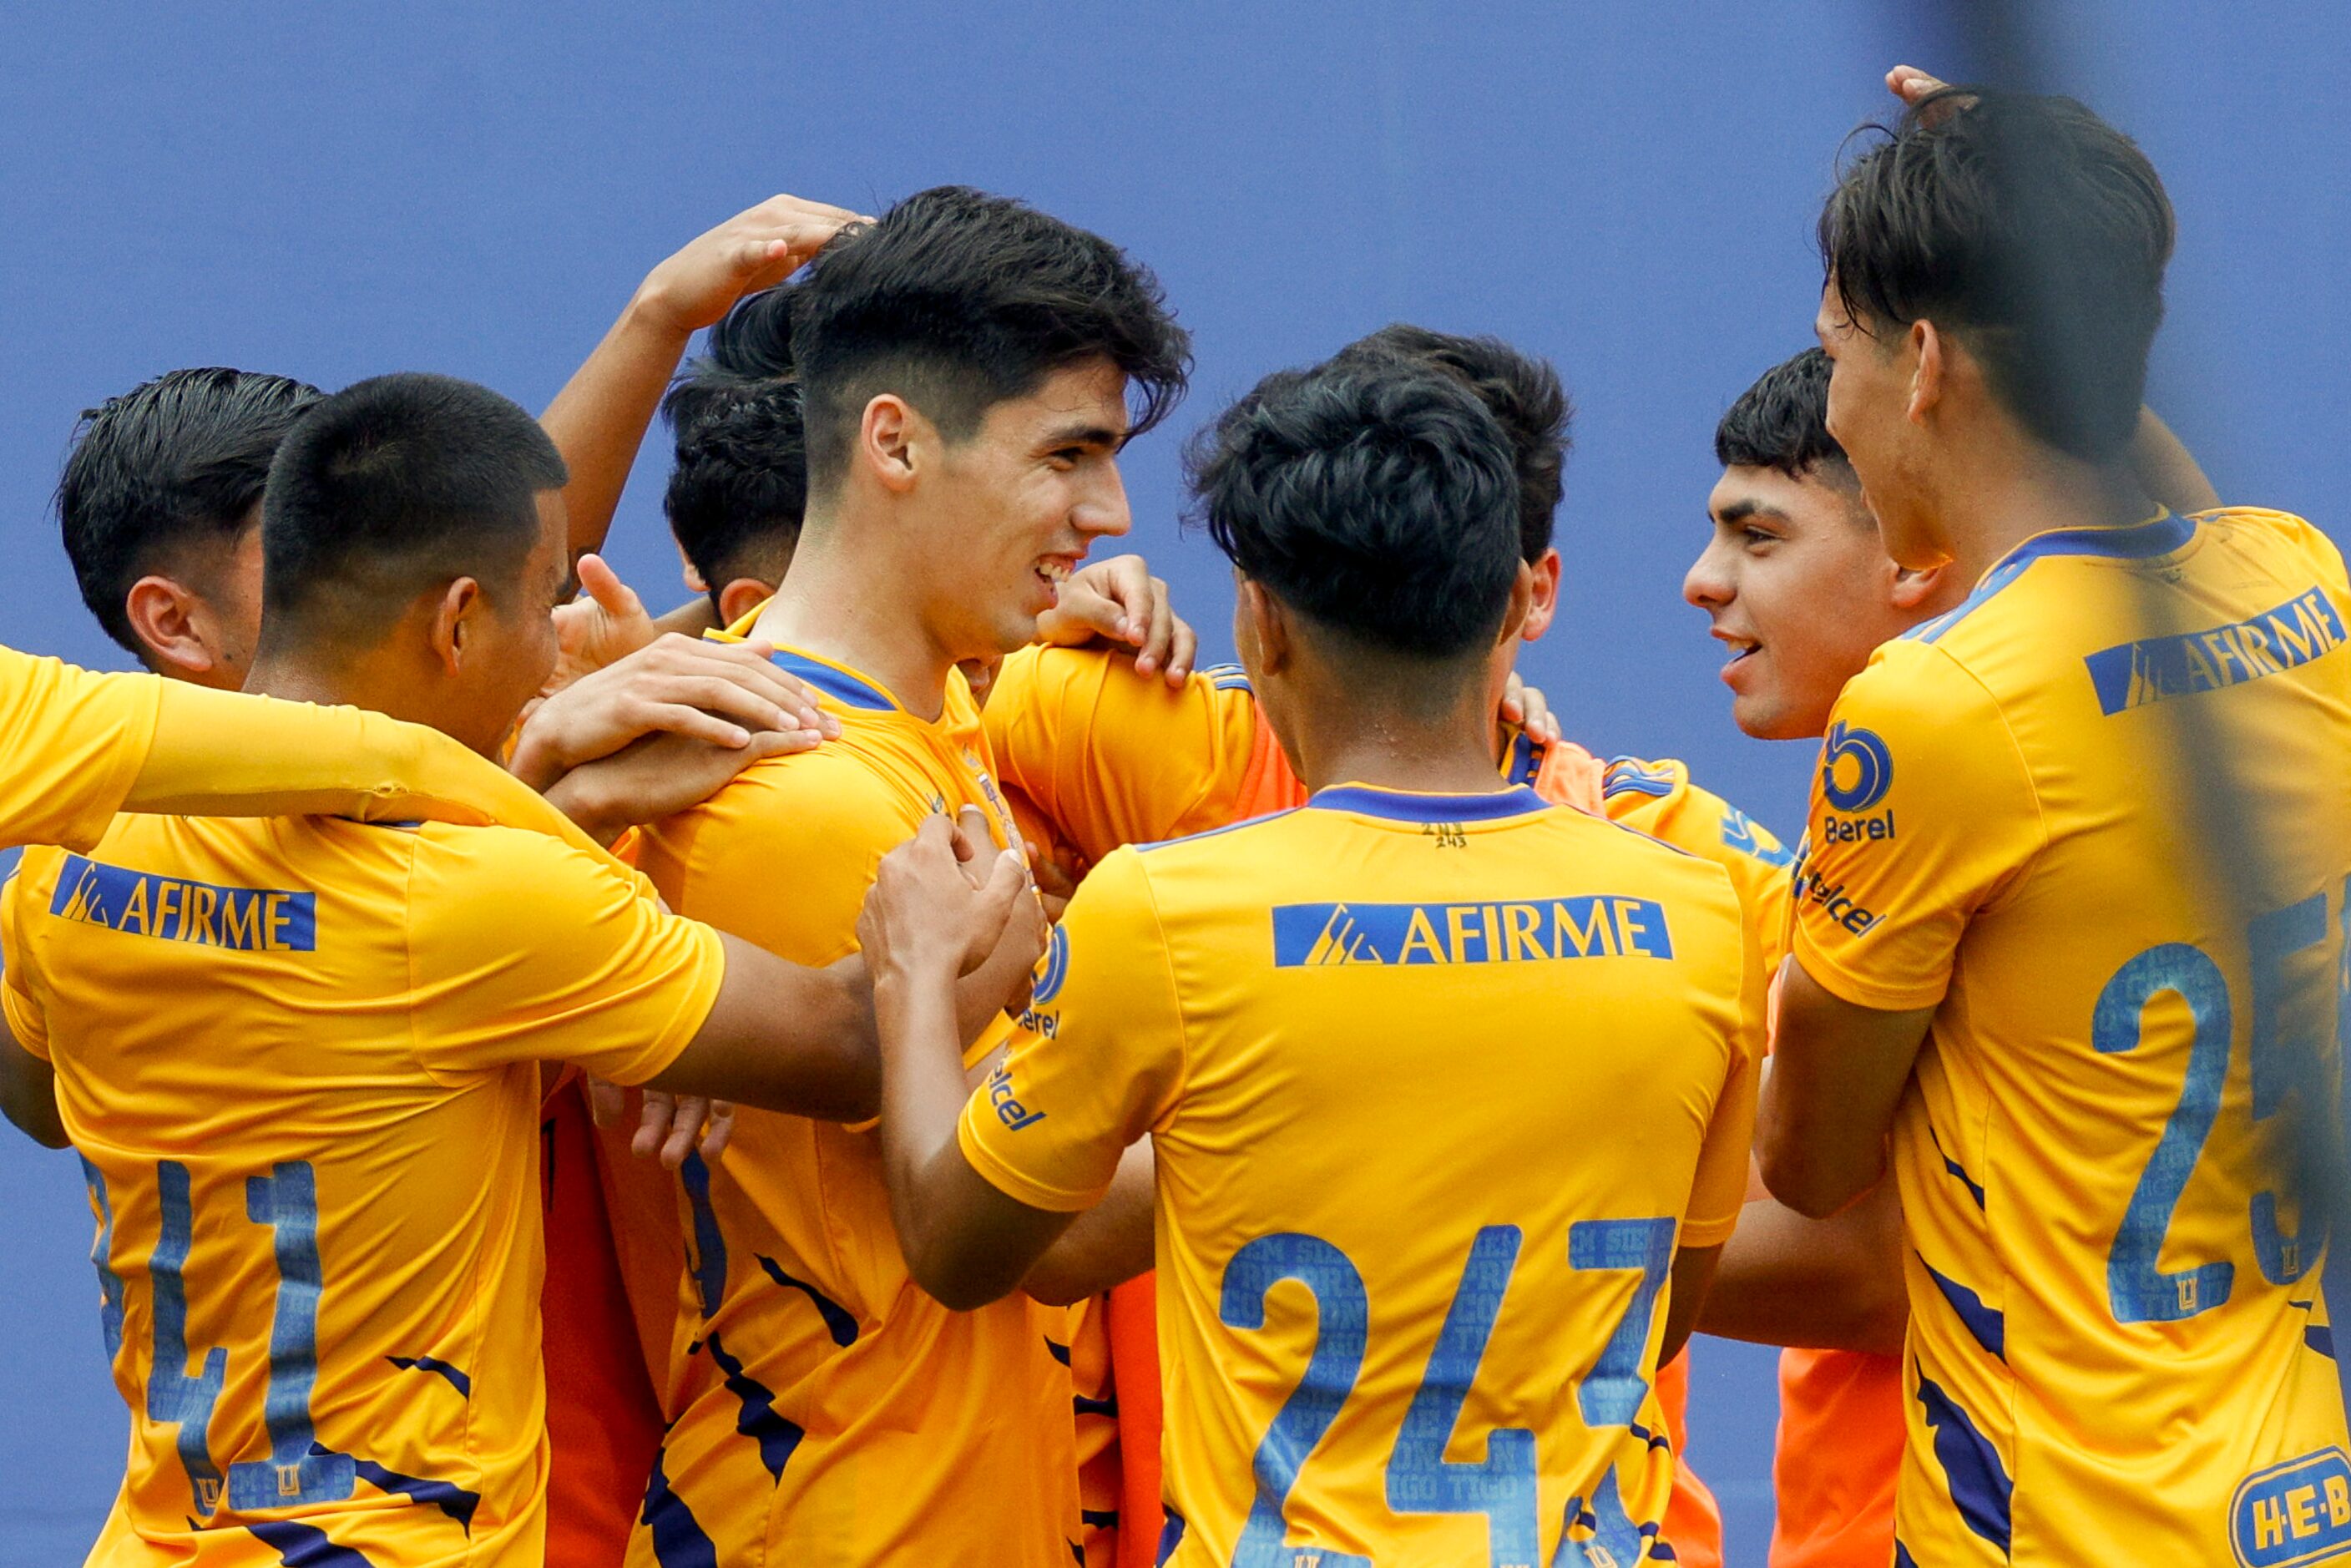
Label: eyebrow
xmin=1716 ymin=498 xmax=1791 ymax=525
xmin=1040 ymin=421 xmax=1126 ymax=452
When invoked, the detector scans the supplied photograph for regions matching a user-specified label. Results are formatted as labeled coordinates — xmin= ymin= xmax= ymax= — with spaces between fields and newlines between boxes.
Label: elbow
xmin=1758 ymin=1140 xmax=1863 ymax=1222
xmin=909 ymin=1243 xmax=1017 ymax=1313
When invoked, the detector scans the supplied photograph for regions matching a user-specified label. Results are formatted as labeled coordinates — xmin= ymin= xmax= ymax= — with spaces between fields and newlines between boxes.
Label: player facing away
xmin=628 ymin=185 xmax=1190 ymax=1567
xmin=1760 ymin=86 xmax=2351 ymax=1565
xmin=982 ymin=323 xmax=1789 ymax=1568
xmin=860 ymin=355 xmax=1764 ymax=1566
xmin=0 ymin=374 xmax=1032 ymax=1566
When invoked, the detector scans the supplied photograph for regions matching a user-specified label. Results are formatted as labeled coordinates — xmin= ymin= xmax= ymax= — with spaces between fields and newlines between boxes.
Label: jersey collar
xmin=1307 ymin=783 xmax=1549 ymax=823
xmin=1906 ymin=510 xmax=2198 ymax=645
xmin=767 ymin=648 xmax=902 ymax=713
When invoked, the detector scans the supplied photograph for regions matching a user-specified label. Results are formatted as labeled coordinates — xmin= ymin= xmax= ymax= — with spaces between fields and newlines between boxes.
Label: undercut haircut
xmin=660 ymin=366 xmax=808 ymax=609
xmin=1820 ymin=86 xmax=2174 ymax=462
xmin=1332 ymin=325 xmax=1572 ymax=563
xmin=789 ymin=185 xmax=1191 ymax=495
xmin=1188 ymin=357 xmax=1520 ymax=663
xmin=262 ymin=372 xmax=566 ymax=643
xmin=1715 ymin=348 xmax=1858 ymax=492
xmin=57 ymin=367 xmax=322 ymax=660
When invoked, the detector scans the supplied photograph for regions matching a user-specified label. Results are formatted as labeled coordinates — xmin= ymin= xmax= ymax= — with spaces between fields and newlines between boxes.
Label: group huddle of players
xmin=0 ymin=60 xmax=2345 ymax=1568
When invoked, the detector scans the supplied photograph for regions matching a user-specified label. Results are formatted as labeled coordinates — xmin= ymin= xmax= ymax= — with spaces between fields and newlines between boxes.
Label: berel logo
xmin=1820 ymin=722 xmax=1893 ymax=813
xmin=2232 ymin=1447 xmax=2351 ymax=1566
xmin=1030 ymin=923 xmax=1070 ymax=1006
xmin=984 ymin=1064 xmax=1045 ymax=1131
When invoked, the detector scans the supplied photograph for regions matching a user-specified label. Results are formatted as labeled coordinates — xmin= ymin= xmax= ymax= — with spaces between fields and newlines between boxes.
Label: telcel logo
xmin=1821 ymin=721 xmax=1893 ymax=812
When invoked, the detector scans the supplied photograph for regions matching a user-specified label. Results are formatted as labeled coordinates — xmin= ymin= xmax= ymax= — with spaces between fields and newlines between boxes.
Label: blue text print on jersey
xmin=2232 ymin=1449 xmax=2351 ymax=1566
xmin=1820 ymin=722 xmax=1893 ymax=813
xmin=2085 ymin=587 xmax=2346 ymax=716
xmin=1272 ymin=898 xmax=1673 ymax=967
xmin=50 ymin=855 xmax=316 ymax=953
xmin=1031 ymin=923 xmax=1071 ymax=1006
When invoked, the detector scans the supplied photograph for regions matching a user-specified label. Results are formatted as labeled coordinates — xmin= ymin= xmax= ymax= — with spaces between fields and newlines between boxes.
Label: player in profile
xmin=860 ymin=353 xmax=1762 ymax=1565
xmin=1760 ymin=81 xmax=2351 ymax=1564
xmin=0 ymin=372 xmax=1037 ymax=1565
xmin=628 ymin=185 xmax=1189 ymax=1568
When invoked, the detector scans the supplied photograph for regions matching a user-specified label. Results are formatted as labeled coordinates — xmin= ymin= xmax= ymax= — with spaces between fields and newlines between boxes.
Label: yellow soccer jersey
xmin=0 ymin=646 xmax=589 ymax=851
xmin=986 ymin=642 xmax=1795 ymax=965
xmin=0 ymin=813 xmax=723 ymax=1566
xmin=1790 ymin=508 xmax=2351 ymax=1566
xmin=963 ymin=782 xmax=1763 ymax=1566
xmin=629 ymin=642 xmax=1079 ymax=1568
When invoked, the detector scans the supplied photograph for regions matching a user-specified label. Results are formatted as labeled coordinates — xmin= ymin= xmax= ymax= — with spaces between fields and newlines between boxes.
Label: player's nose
xmin=1071 ymin=458 xmax=1131 ymax=541
xmin=1684 ymin=534 xmax=1735 ymax=609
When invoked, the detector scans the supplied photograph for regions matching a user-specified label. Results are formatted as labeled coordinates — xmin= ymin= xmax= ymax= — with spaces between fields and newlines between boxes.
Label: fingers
xmin=632 ymin=1091 xmax=678 ymax=1161
xmin=698 ymin=1102 xmax=737 ymax=1164
xmin=1499 ymin=670 xmax=1528 ymax=726
xmin=1132 ymin=576 xmax=1178 ymax=680
xmin=586 ymin=1075 xmax=627 ymax=1128
xmin=953 ymin=806 xmax=995 ymax=874
xmin=576 ymin=554 xmax=646 ymax=623
xmin=1163 ymin=612 xmax=1197 ymax=685
xmin=1517 ymin=680 xmax=1560 ymax=746
xmin=660 ymin=1096 xmax=713 ymax=1170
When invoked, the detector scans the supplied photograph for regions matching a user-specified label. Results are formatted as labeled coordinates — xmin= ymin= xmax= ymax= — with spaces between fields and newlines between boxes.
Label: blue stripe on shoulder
xmin=769 ymin=650 xmax=896 ymax=711
xmin=1908 ymin=513 xmax=2198 ymax=645
xmin=1601 ymin=757 xmax=1676 ymax=800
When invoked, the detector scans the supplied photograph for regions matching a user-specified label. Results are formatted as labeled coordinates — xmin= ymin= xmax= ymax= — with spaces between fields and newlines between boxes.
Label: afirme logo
xmin=48 ymin=855 xmax=316 ymax=953
xmin=2086 ymin=586 xmax=2346 ymax=716
xmin=1272 ymin=898 xmax=1673 ymax=968
xmin=1820 ymin=722 xmax=1893 ymax=814
xmin=2232 ymin=1447 xmax=2351 ymax=1567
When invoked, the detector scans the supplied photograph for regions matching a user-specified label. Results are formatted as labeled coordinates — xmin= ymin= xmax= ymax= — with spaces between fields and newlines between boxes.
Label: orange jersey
xmin=629 ymin=640 xmax=1078 ymax=1568
xmin=983 ymin=644 xmax=1798 ymax=1568
xmin=2 ymin=811 xmax=721 ymax=1565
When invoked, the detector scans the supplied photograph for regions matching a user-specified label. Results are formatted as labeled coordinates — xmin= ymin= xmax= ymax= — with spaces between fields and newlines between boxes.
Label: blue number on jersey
xmin=2248 ymin=890 xmax=2332 ymax=1286
xmin=125 ymin=1160 xmax=353 ymax=1513
xmin=78 ymin=1156 xmax=125 ymax=1361
xmin=1385 ymin=1225 xmax=1538 ymax=1566
xmin=2097 ymin=943 xmax=2237 ymax=1323
xmin=146 ymin=1160 xmax=228 ymax=1513
xmin=1568 ymin=1218 xmax=1677 ymax=1425
xmin=1221 ymin=1233 xmax=1373 ymax=1568
xmin=226 ymin=1163 xmax=354 ymax=1510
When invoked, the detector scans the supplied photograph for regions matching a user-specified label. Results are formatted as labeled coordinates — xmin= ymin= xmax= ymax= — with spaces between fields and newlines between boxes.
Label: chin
xmin=1732 ymin=695 xmax=1812 ymax=743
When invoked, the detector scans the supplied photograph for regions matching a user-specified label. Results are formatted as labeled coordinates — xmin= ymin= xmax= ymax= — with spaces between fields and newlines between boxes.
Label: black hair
xmin=790 ymin=185 xmax=1191 ymax=493
xmin=56 ymin=367 xmax=323 ymax=660
xmin=1187 ymin=357 xmax=1520 ymax=663
xmin=660 ymin=366 xmax=807 ymax=609
xmin=261 ymin=372 xmax=567 ymax=641
xmin=1714 ymin=347 xmax=1858 ymax=491
xmin=1820 ymin=86 xmax=2174 ymax=462
xmin=1332 ymin=325 xmax=1572 ymax=563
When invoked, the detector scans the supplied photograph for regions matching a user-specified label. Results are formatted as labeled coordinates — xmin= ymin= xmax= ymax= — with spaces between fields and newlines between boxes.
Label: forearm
xmin=1023 ymin=1141 xmax=1154 ymax=1305
xmin=872 ymin=958 xmax=998 ymax=1301
xmin=540 ymin=292 xmax=692 ymax=559
xmin=651 ymin=944 xmax=877 ymax=1121
xmin=1698 ymin=1186 xmax=1909 ymax=1356
xmin=0 ymin=1033 xmax=66 ymax=1149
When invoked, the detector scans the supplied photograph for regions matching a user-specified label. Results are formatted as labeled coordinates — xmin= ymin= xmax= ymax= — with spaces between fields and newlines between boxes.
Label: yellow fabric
xmin=962 ymin=782 xmax=1762 ymax=1565
xmin=0 ymin=813 xmax=722 ymax=1565
xmin=628 ymin=637 xmax=1079 ymax=1568
xmin=1791 ymin=508 xmax=2351 ymax=1565
xmin=0 ymin=648 xmax=161 ymax=852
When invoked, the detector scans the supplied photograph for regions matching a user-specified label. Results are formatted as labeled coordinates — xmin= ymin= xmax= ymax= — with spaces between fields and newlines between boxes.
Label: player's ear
xmin=1908 ymin=319 xmax=1945 ymax=426
xmin=861 ymin=393 xmax=923 ymax=495
xmin=1889 ymin=561 xmax=1949 ymax=613
xmin=1236 ymin=576 xmax=1288 ymax=676
xmin=123 ymin=575 xmax=223 ymax=680
xmin=717 ymin=577 xmax=776 ymax=626
xmin=430 ymin=578 xmax=480 ymax=676
xmin=1499 ymin=559 xmax=1539 ymax=647
xmin=1519 ymin=549 xmax=1560 ymax=643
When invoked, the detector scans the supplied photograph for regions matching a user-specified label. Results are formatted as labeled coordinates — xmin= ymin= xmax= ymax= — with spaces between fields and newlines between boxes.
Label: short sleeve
xmin=0 ymin=650 xmax=159 ymax=854
xmin=406 ymin=826 xmax=726 ymax=1085
xmin=958 ymin=848 xmax=1187 ymax=1211
xmin=1602 ymin=759 xmax=1797 ymax=977
xmin=0 ymin=857 xmax=53 ymax=1060
xmin=983 ymin=645 xmax=1257 ymax=863
xmin=1791 ymin=641 xmax=2045 ymax=1012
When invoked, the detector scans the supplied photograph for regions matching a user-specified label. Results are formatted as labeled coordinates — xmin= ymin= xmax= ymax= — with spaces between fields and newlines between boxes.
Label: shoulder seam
xmin=1916 ymin=641 xmax=2055 ymax=912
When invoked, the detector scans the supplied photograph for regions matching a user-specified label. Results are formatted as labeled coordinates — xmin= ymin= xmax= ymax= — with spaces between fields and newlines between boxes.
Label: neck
xmin=245 ymin=640 xmax=471 ymax=751
xmin=752 ymin=506 xmax=958 ymax=722
xmin=1936 ymin=438 xmax=2157 ymax=589
xmin=1281 ymin=667 xmax=1510 ymax=798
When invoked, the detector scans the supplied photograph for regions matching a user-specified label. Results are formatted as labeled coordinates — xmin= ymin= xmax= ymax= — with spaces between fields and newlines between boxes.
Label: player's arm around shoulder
xmin=1762 ymin=640 xmax=2042 ymax=1217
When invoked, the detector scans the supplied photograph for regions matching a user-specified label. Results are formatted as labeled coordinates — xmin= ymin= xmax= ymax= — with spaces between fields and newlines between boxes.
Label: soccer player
xmin=860 ymin=352 xmax=1762 ymax=1566
xmin=0 ymin=372 xmax=1037 ymax=1565
xmin=1759 ymin=83 xmax=2351 ymax=1564
xmin=628 ymin=185 xmax=1189 ymax=1567
xmin=983 ymin=323 xmax=1789 ymax=1568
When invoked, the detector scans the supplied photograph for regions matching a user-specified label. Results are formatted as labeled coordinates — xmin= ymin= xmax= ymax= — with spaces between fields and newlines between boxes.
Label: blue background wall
xmin=1 ymin=3 xmax=2343 ymax=1560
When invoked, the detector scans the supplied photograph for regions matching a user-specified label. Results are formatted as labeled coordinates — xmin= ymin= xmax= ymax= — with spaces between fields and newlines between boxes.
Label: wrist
xmin=540 ymin=771 xmax=625 ymax=848
xmin=623 ymin=280 xmax=704 ymax=345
